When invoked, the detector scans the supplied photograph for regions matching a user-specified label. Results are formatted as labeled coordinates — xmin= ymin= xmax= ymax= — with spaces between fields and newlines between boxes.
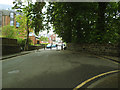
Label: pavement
xmin=1 ymin=49 xmax=120 ymax=88
xmin=1 ymin=48 xmax=119 ymax=63
xmin=0 ymin=48 xmax=60 ymax=60
xmin=87 ymin=72 xmax=119 ymax=88
xmin=1 ymin=49 xmax=37 ymax=60
xmin=75 ymin=53 xmax=120 ymax=89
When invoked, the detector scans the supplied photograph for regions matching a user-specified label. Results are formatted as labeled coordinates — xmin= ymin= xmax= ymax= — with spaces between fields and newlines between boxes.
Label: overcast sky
xmin=0 ymin=0 xmax=13 ymax=5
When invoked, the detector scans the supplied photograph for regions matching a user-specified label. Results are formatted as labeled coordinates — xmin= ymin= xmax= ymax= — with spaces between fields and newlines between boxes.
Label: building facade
xmin=0 ymin=10 xmax=17 ymax=27
xmin=0 ymin=10 xmax=39 ymax=45
xmin=48 ymin=34 xmax=56 ymax=44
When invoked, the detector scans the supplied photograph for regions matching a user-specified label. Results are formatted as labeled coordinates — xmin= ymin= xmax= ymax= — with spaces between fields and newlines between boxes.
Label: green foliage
xmin=35 ymin=44 xmax=41 ymax=46
xmin=30 ymin=2 xmax=46 ymax=35
xmin=12 ymin=0 xmax=45 ymax=35
xmin=2 ymin=25 xmax=18 ymax=39
xmin=12 ymin=0 xmax=45 ymax=50
xmin=17 ymin=38 xmax=26 ymax=46
xmin=16 ymin=14 xmax=27 ymax=37
xmin=39 ymin=36 xmax=48 ymax=42
xmin=17 ymin=37 xmax=32 ymax=46
xmin=46 ymin=2 xmax=120 ymax=44
xmin=0 ymin=27 xmax=2 ymax=37
xmin=28 ymin=38 xmax=33 ymax=45
xmin=16 ymin=14 xmax=33 ymax=37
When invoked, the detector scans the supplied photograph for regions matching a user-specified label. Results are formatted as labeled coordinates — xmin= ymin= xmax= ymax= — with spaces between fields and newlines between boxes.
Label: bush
xmin=35 ymin=44 xmax=41 ymax=46
xmin=0 ymin=27 xmax=2 ymax=37
xmin=17 ymin=37 xmax=33 ymax=47
xmin=17 ymin=38 xmax=26 ymax=46
xmin=28 ymin=38 xmax=33 ymax=45
xmin=2 ymin=25 xmax=17 ymax=39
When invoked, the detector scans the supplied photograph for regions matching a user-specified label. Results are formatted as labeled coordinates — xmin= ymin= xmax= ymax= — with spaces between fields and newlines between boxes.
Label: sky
xmin=0 ymin=0 xmax=54 ymax=36
xmin=0 ymin=0 xmax=13 ymax=5
xmin=0 ymin=0 xmax=120 ymax=5
xmin=0 ymin=0 xmax=37 ymax=5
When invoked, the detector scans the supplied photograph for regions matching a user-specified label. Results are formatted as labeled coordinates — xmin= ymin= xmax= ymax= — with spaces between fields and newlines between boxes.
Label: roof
xmin=0 ymin=10 xmax=23 ymax=16
xmin=0 ymin=10 xmax=16 ymax=16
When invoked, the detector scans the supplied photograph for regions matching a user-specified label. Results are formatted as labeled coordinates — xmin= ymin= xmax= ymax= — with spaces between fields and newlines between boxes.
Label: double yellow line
xmin=74 ymin=70 xmax=120 ymax=89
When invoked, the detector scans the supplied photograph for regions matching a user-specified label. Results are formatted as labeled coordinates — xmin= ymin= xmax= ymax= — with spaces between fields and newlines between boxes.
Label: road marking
xmin=8 ymin=70 xmax=20 ymax=74
xmin=73 ymin=70 xmax=120 ymax=89
xmin=104 ymin=56 xmax=118 ymax=61
xmin=94 ymin=55 xmax=119 ymax=64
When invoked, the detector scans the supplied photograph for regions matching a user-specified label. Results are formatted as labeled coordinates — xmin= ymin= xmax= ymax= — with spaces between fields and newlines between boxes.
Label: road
xmin=2 ymin=49 xmax=119 ymax=88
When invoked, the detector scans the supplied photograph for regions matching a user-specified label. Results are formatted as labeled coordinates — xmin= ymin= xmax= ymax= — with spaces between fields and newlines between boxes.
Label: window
xmin=10 ymin=21 xmax=14 ymax=26
xmin=10 ymin=12 xmax=14 ymax=26
xmin=3 ymin=16 xmax=5 ymax=26
xmin=16 ymin=22 xmax=20 ymax=27
xmin=37 ymin=41 xmax=39 ymax=44
xmin=10 ymin=12 xmax=14 ymax=19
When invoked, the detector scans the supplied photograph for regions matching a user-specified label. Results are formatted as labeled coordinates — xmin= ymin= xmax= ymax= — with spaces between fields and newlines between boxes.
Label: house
xmin=48 ymin=34 xmax=56 ymax=44
xmin=29 ymin=32 xmax=41 ymax=45
xmin=0 ymin=10 xmax=39 ymax=45
xmin=0 ymin=10 xmax=17 ymax=27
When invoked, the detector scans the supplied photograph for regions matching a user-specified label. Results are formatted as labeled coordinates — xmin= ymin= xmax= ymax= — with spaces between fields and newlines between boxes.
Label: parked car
xmin=52 ymin=44 xmax=56 ymax=47
xmin=46 ymin=44 xmax=52 ymax=48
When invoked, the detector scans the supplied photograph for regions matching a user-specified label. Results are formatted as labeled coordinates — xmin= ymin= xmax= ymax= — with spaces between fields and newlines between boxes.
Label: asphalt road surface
xmin=2 ymin=49 xmax=119 ymax=88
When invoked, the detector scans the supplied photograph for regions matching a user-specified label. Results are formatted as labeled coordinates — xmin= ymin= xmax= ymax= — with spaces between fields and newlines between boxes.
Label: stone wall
xmin=67 ymin=43 xmax=119 ymax=57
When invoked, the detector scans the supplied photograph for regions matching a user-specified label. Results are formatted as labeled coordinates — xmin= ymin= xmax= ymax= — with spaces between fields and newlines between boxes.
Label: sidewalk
xmin=0 ymin=48 xmax=50 ymax=60
xmin=87 ymin=72 xmax=119 ymax=88
xmin=1 ymin=50 xmax=35 ymax=60
xmin=72 ymin=50 xmax=120 ymax=63
xmin=86 ymin=54 xmax=120 ymax=88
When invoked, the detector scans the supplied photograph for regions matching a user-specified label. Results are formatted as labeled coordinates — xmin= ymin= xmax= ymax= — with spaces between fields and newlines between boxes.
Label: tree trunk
xmin=24 ymin=19 xmax=29 ymax=51
xmin=96 ymin=2 xmax=108 ymax=43
xmin=24 ymin=1 xmax=30 ymax=51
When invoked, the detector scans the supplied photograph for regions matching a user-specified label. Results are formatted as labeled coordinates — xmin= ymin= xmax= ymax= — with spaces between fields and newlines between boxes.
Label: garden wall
xmin=67 ymin=43 xmax=120 ymax=57
xmin=0 ymin=38 xmax=43 ymax=56
xmin=28 ymin=45 xmax=43 ymax=51
xmin=0 ymin=38 xmax=20 ymax=55
xmin=2 ymin=44 xmax=20 ymax=55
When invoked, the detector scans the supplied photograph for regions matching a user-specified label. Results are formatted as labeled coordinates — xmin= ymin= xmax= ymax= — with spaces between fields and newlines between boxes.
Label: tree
xmin=12 ymin=0 xmax=45 ymax=50
xmin=16 ymin=14 xmax=33 ymax=37
xmin=16 ymin=14 xmax=27 ymax=38
xmin=2 ymin=25 xmax=17 ymax=39
xmin=46 ymin=2 xmax=119 ymax=44
xmin=39 ymin=36 xmax=48 ymax=42
xmin=96 ymin=2 xmax=108 ymax=43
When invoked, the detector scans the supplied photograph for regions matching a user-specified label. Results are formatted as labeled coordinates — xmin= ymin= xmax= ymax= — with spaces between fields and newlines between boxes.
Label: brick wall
xmin=2 ymin=16 xmax=10 ymax=26
xmin=67 ymin=43 xmax=119 ymax=57
xmin=29 ymin=36 xmax=36 ymax=45
xmin=2 ymin=14 xmax=16 ymax=27
xmin=5 ymin=16 xmax=10 ymax=25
